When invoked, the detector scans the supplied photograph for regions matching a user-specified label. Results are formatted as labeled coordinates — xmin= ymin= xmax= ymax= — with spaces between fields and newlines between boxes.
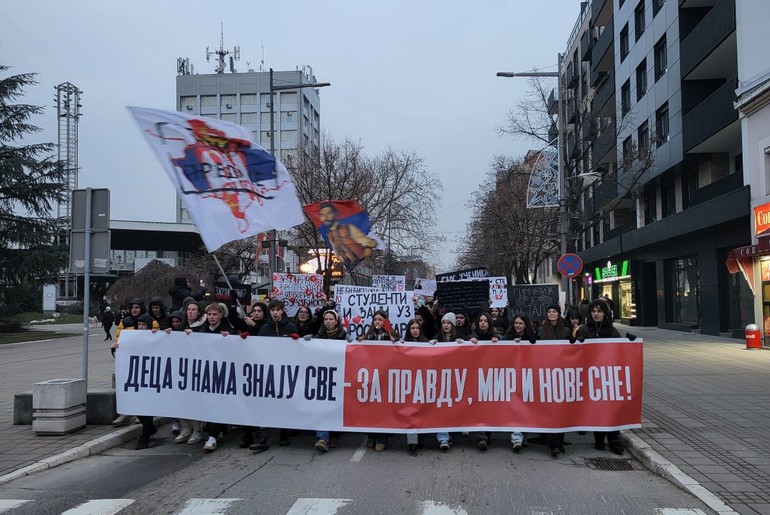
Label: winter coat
xmin=168 ymin=279 xmax=207 ymax=312
xmin=257 ymin=315 xmax=299 ymax=337
xmin=199 ymin=318 xmax=235 ymax=334
xmin=315 ymin=326 xmax=348 ymax=340
xmin=538 ymin=320 xmax=571 ymax=340
xmin=471 ymin=327 xmax=497 ymax=340
xmin=102 ymin=310 xmax=115 ymax=328
xmin=576 ymin=318 xmax=621 ymax=339
xmin=148 ymin=296 xmax=169 ymax=330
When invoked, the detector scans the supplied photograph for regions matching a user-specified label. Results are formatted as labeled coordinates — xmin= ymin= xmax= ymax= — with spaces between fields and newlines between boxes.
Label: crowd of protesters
xmin=105 ymin=276 xmax=634 ymax=457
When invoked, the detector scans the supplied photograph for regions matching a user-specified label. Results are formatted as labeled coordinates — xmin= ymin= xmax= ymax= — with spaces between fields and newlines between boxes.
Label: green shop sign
xmin=594 ymin=260 xmax=630 ymax=282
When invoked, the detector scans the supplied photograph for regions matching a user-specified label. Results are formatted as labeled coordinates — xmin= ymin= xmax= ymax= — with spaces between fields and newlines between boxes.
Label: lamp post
xmin=497 ymin=54 xmax=572 ymax=302
xmin=268 ymin=68 xmax=330 ymax=282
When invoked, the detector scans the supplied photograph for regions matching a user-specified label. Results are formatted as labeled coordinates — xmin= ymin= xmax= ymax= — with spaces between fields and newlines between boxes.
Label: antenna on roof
xmin=205 ymin=13 xmax=240 ymax=74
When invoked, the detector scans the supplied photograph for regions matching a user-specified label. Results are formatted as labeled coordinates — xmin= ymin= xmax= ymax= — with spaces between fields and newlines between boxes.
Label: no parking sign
xmin=557 ymin=253 xmax=583 ymax=277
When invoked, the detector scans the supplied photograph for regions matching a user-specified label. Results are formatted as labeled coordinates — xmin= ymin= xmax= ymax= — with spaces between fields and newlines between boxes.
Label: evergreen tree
xmin=0 ymin=64 xmax=67 ymax=318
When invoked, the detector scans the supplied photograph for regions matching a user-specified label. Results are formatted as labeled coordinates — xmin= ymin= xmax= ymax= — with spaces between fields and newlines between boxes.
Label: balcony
xmin=591 ymin=70 xmax=615 ymax=113
xmin=581 ymin=29 xmax=594 ymax=61
xmin=689 ymin=172 xmax=744 ymax=207
xmin=591 ymin=0 xmax=612 ymax=26
xmin=566 ymin=62 xmax=578 ymax=88
xmin=547 ymin=88 xmax=558 ymax=116
xmin=566 ymin=97 xmax=578 ymax=124
xmin=591 ymin=19 xmax=614 ymax=73
xmin=592 ymin=120 xmax=616 ymax=164
xmin=680 ymin=0 xmax=736 ymax=79
xmin=682 ymin=77 xmax=738 ymax=151
xmin=593 ymin=176 xmax=619 ymax=210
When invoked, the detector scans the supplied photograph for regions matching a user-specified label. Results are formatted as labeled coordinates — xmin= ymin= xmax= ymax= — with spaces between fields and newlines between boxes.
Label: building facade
xmin=558 ymin=0 xmax=759 ymax=337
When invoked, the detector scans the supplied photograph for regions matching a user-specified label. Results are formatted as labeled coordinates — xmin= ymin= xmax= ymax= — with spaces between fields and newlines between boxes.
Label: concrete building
xmin=556 ymin=0 xmax=762 ymax=337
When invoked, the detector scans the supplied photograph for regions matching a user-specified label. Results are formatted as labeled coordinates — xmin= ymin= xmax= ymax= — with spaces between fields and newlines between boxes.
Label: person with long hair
xmin=469 ymin=312 xmax=499 ymax=344
xmin=400 ymin=318 xmax=428 ymax=454
xmin=311 ymin=310 xmax=348 ymax=453
xmin=293 ymin=305 xmax=316 ymax=337
xmin=429 ymin=312 xmax=462 ymax=451
xmin=502 ymin=313 xmax=538 ymax=452
xmin=538 ymin=304 xmax=570 ymax=458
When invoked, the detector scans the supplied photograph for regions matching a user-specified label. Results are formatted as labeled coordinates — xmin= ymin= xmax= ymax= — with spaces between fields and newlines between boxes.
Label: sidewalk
xmin=2 ymin=323 xmax=770 ymax=514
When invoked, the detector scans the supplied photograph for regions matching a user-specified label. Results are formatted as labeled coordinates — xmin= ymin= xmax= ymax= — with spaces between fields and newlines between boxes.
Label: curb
xmin=0 ymin=418 xmax=170 ymax=487
xmin=622 ymin=432 xmax=737 ymax=515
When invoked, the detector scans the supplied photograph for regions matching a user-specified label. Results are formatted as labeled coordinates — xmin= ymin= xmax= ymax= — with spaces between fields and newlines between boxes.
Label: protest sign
xmin=435 ymin=281 xmax=490 ymax=314
xmin=488 ymin=276 xmax=508 ymax=308
xmin=213 ymin=281 xmax=251 ymax=310
xmin=509 ymin=284 xmax=560 ymax=321
xmin=272 ymin=273 xmax=325 ymax=316
xmin=333 ymin=285 xmax=377 ymax=308
xmin=337 ymin=290 xmax=414 ymax=339
xmin=116 ymin=330 xmax=643 ymax=432
xmin=436 ymin=267 xmax=489 ymax=282
xmin=372 ymin=275 xmax=406 ymax=292
xmin=413 ymin=278 xmax=437 ymax=297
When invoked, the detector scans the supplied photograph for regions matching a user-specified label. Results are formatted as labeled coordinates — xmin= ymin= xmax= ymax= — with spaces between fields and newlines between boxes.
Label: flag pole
xmin=212 ymin=254 xmax=246 ymax=318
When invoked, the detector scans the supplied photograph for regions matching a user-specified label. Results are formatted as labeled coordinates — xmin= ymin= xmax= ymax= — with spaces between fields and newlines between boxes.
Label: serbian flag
xmin=303 ymin=200 xmax=385 ymax=270
xmin=128 ymin=107 xmax=304 ymax=252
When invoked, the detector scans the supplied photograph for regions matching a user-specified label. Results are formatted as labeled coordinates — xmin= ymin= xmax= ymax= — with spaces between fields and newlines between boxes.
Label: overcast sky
xmin=1 ymin=0 xmax=581 ymax=273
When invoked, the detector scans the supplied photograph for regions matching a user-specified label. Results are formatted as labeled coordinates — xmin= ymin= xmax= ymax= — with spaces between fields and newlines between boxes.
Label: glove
xmin=346 ymin=335 xmax=354 ymax=343
xmin=568 ymin=335 xmax=576 ymax=344
xmin=529 ymin=337 xmax=537 ymax=344
xmin=626 ymin=332 xmax=637 ymax=341
xmin=239 ymin=331 xmax=249 ymax=340
xmin=576 ymin=335 xmax=585 ymax=343
xmin=303 ymin=334 xmax=313 ymax=341
xmin=289 ymin=333 xmax=300 ymax=340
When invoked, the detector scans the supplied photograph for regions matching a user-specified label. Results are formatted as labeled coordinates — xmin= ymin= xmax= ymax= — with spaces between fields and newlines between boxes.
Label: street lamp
xmin=497 ymin=55 xmax=573 ymax=302
xmin=268 ymin=68 xmax=330 ymax=280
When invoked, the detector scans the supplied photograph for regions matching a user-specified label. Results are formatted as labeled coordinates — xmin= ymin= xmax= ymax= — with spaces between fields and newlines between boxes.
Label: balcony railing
xmin=592 ymin=69 xmax=614 ymax=112
xmin=581 ymin=29 xmax=593 ymax=61
xmin=593 ymin=176 xmax=619 ymax=210
xmin=591 ymin=18 xmax=614 ymax=73
xmin=592 ymin=120 xmax=616 ymax=164
xmin=682 ymin=77 xmax=738 ymax=151
xmin=680 ymin=0 xmax=736 ymax=78
xmin=689 ymin=172 xmax=744 ymax=207
xmin=566 ymin=62 xmax=578 ymax=88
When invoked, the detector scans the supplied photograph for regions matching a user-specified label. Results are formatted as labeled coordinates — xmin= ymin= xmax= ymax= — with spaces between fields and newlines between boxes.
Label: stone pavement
xmin=2 ymin=322 xmax=770 ymax=514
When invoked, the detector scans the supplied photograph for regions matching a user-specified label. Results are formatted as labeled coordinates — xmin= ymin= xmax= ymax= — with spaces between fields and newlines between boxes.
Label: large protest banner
xmin=372 ymin=275 xmax=406 ymax=292
xmin=337 ymin=290 xmax=414 ymax=339
xmin=436 ymin=267 xmax=489 ymax=282
xmin=116 ymin=331 xmax=643 ymax=432
xmin=509 ymin=284 xmax=560 ymax=321
xmin=272 ymin=273 xmax=325 ymax=316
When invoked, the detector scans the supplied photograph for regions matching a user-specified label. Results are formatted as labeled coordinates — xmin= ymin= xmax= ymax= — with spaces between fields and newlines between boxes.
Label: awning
xmin=725 ymin=237 xmax=770 ymax=294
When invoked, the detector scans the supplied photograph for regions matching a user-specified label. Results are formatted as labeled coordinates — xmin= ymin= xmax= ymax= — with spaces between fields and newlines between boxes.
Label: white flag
xmin=128 ymin=106 xmax=304 ymax=252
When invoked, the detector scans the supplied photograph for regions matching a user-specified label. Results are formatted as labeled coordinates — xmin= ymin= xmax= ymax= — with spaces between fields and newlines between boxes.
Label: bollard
xmin=745 ymin=323 xmax=761 ymax=349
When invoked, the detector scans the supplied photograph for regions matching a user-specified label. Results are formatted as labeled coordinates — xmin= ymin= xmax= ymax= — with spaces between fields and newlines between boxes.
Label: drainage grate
xmin=585 ymin=457 xmax=636 ymax=471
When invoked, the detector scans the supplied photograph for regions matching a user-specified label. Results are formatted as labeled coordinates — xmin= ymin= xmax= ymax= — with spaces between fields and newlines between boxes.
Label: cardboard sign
xmin=508 ymin=284 xmax=559 ymax=321
xmin=436 ymin=267 xmax=489 ymax=282
xmin=435 ymin=281 xmax=490 ymax=314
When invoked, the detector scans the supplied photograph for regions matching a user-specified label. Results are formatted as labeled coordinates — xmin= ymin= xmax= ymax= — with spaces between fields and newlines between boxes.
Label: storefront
xmin=590 ymin=259 xmax=636 ymax=324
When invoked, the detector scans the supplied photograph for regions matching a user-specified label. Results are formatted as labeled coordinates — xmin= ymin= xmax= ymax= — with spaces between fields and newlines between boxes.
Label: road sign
xmin=557 ymin=253 xmax=583 ymax=277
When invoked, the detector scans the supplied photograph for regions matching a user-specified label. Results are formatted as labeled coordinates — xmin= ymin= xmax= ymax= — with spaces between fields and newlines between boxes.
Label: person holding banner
xmin=399 ymin=319 xmax=429 ymax=455
xmin=503 ymin=314 xmax=538 ymax=344
xmin=243 ymin=301 xmax=268 ymax=335
xmin=538 ymin=304 xmax=571 ymax=458
xmin=429 ymin=312 xmax=463 ymax=451
xmin=469 ymin=312 xmax=499 ymax=344
xmin=454 ymin=311 xmax=472 ymax=340
xmin=311 ymin=310 xmax=349 ymax=453
xmin=358 ymin=310 xmax=399 ymax=452
xmin=293 ymin=305 xmax=316 ymax=337
xmin=576 ymin=299 xmax=624 ymax=455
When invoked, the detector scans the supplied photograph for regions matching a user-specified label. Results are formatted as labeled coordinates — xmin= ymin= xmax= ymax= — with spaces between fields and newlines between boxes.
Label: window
xmin=280 ymin=130 xmax=297 ymax=143
xmin=201 ymin=95 xmax=217 ymax=107
xmin=280 ymin=92 xmax=298 ymax=105
xmin=251 ymin=131 xmax=259 ymax=143
xmin=636 ymin=59 xmax=647 ymax=101
xmin=260 ymin=131 xmax=271 ymax=145
xmin=220 ymin=113 xmax=236 ymax=123
xmin=260 ymin=93 xmax=273 ymax=108
xmin=261 ymin=112 xmax=271 ymax=124
xmin=682 ymin=168 xmax=698 ymax=209
xmin=638 ymin=121 xmax=649 ymax=154
xmin=280 ymin=111 xmax=296 ymax=124
xmin=634 ymin=1 xmax=646 ymax=41
xmin=240 ymin=93 xmax=257 ymax=105
xmin=220 ymin=95 xmax=236 ymax=108
xmin=654 ymin=35 xmax=667 ymax=81
xmin=661 ymin=179 xmax=676 ymax=216
xmin=653 ymin=0 xmax=665 ymax=16
xmin=667 ymin=256 xmax=699 ymax=325
xmin=180 ymin=96 xmax=196 ymax=110
xmin=623 ymin=136 xmax=633 ymax=163
xmin=620 ymin=24 xmax=629 ymax=61
xmin=644 ymin=188 xmax=657 ymax=225
xmin=621 ymin=80 xmax=631 ymax=116
xmin=241 ymin=112 xmax=258 ymax=125
xmin=656 ymin=102 xmax=669 ymax=147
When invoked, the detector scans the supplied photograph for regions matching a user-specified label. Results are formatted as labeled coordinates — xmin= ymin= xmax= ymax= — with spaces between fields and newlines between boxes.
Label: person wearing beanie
xmin=537 ymin=303 xmax=570 ymax=458
xmin=429 ymin=311 xmax=463 ymax=452
xmin=576 ymin=298 xmax=624 ymax=455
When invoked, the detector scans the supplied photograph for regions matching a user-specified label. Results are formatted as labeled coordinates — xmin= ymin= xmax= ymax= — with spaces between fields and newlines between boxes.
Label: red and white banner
xmin=116 ymin=331 xmax=643 ymax=432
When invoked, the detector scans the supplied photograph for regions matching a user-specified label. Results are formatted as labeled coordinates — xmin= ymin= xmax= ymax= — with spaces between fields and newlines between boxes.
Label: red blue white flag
xmin=128 ymin=107 xmax=304 ymax=252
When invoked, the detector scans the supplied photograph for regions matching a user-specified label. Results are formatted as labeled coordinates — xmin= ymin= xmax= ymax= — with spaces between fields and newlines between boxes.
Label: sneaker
xmin=477 ymin=439 xmax=488 ymax=451
xmin=203 ymin=436 xmax=217 ymax=452
xmin=439 ymin=440 xmax=450 ymax=452
xmin=374 ymin=443 xmax=386 ymax=452
xmin=248 ymin=442 xmax=269 ymax=453
xmin=171 ymin=420 xmax=181 ymax=435
xmin=112 ymin=415 xmax=129 ymax=426
xmin=135 ymin=439 xmax=149 ymax=450
xmin=366 ymin=437 xmax=375 ymax=449
xmin=513 ymin=441 xmax=523 ymax=453
xmin=187 ymin=431 xmax=203 ymax=445
xmin=315 ymin=439 xmax=329 ymax=453
xmin=175 ymin=428 xmax=193 ymax=444
xmin=329 ymin=438 xmax=339 ymax=449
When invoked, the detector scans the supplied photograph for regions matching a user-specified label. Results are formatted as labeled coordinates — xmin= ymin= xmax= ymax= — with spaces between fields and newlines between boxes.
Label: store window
xmin=668 ymin=256 xmax=699 ymax=325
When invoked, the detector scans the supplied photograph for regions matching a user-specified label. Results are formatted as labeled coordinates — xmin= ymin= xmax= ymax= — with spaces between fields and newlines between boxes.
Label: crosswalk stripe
xmin=176 ymin=498 xmax=243 ymax=515
xmin=286 ymin=498 xmax=353 ymax=515
xmin=61 ymin=499 xmax=135 ymax=515
xmin=349 ymin=435 xmax=368 ymax=462
xmin=417 ymin=501 xmax=469 ymax=515
xmin=656 ymin=510 xmax=708 ymax=514
xmin=0 ymin=500 xmax=31 ymax=513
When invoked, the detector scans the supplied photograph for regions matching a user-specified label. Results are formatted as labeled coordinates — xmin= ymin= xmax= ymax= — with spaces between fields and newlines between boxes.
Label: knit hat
xmin=322 ymin=309 xmax=339 ymax=322
xmin=546 ymin=304 xmax=561 ymax=315
xmin=441 ymin=312 xmax=457 ymax=326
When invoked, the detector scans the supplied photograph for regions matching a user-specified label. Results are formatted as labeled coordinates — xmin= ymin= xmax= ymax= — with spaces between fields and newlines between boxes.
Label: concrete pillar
xmin=32 ymin=378 xmax=87 ymax=435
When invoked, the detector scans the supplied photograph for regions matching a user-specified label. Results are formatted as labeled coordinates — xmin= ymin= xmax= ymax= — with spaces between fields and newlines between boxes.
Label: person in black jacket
xmin=576 ymin=298 xmax=624 ymax=455
xmin=537 ymin=304 xmax=570 ymax=457
xmin=293 ymin=305 xmax=316 ymax=337
xmin=168 ymin=277 xmax=207 ymax=312
xmin=102 ymin=307 xmax=115 ymax=341
xmin=148 ymin=296 xmax=169 ymax=330
xmin=454 ymin=311 xmax=473 ymax=340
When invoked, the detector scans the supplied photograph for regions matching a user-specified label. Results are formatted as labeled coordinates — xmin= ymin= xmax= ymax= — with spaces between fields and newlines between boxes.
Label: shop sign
xmin=755 ymin=202 xmax=770 ymax=237
xmin=594 ymin=259 xmax=630 ymax=282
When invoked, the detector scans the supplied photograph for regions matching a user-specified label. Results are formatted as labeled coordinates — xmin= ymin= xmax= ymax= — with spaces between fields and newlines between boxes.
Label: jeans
xmin=510 ymin=432 xmax=524 ymax=445
xmin=436 ymin=432 xmax=450 ymax=443
xmin=316 ymin=430 xmax=330 ymax=442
